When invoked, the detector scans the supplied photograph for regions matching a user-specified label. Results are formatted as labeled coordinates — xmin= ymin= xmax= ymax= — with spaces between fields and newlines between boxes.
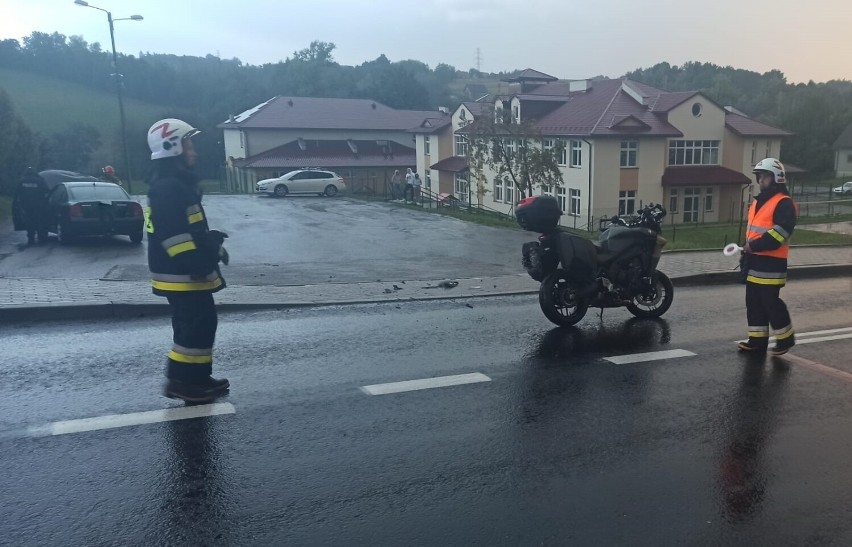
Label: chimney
xmin=228 ymin=114 xmax=236 ymax=123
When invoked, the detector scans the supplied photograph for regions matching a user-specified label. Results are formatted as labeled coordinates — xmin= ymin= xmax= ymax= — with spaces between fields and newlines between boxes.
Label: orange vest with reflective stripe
xmin=746 ymin=193 xmax=791 ymax=259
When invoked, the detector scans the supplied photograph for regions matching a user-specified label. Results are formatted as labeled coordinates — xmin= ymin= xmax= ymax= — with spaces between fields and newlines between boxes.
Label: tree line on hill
xmin=1 ymin=31 xmax=851 ymax=196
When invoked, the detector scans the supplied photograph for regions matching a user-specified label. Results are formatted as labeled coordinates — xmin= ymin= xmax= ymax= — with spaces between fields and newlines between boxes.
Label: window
xmin=540 ymin=185 xmax=552 ymax=196
xmin=618 ymin=190 xmax=636 ymax=216
xmin=558 ymin=140 xmax=568 ymax=166
xmin=505 ymin=178 xmax=514 ymax=204
xmin=454 ymin=173 xmax=469 ymax=202
xmin=751 ymin=141 xmax=757 ymax=164
xmin=570 ymin=140 xmax=582 ymax=167
xmin=424 ymin=136 xmax=431 ymax=156
xmin=569 ymin=188 xmax=581 ymax=216
xmin=765 ymin=141 xmax=771 ymax=158
xmin=556 ymin=186 xmax=566 ymax=211
xmin=543 ymin=138 xmax=554 ymax=152
xmin=239 ymin=132 xmax=245 ymax=148
xmin=683 ymin=188 xmax=700 ymax=222
xmin=620 ymin=140 xmax=638 ymax=167
xmin=425 ymin=170 xmax=431 ymax=190
xmin=455 ymin=134 xmax=468 ymax=157
xmin=704 ymin=187 xmax=714 ymax=212
xmin=506 ymin=139 xmax=517 ymax=155
xmin=669 ymin=189 xmax=678 ymax=213
xmin=512 ymin=105 xmax=520 ymax=123
xmin=493 ymin=177 xmax=503 ymax=202
xmin=691 ymin=102 xmax=703 ymax=117
xmin=668 ymin=140 xmax=720 ymax=165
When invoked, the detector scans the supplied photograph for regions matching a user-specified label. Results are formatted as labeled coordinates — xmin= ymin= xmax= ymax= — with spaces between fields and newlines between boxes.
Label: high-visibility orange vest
xmin=746 ymin=193 xmax=792 ymax=259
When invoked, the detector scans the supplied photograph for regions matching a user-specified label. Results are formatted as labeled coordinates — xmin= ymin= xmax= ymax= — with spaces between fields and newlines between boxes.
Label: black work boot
xmin=770 ymin=334 xmax=795 ymax=357
xmin=737 ymin=339 xmax=768 ymax=352
xmin=164 ymin=376 xmax=230 ymax=403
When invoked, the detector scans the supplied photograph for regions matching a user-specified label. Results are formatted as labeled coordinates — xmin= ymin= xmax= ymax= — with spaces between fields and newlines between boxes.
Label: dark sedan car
xmin=47 ymin=181 xmax=145 ymax=244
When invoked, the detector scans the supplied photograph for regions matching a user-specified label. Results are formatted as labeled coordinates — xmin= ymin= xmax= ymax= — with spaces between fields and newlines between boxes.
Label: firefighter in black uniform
xmin=146 ymin=118 xmax=231 ymax=402
xmin=737 ymin=158 xmax=797 ymax=356
xmin=13 ymin=168 xmax=49 ymax=244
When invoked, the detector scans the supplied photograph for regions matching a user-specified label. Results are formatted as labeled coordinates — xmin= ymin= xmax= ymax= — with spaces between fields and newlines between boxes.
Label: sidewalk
xmin=1 ymin=246 xmax=851 ymax=322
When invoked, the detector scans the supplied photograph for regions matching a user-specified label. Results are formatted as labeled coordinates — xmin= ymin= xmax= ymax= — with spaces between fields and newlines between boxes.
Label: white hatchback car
xmin=832 ymin=181 xmax=852 ymax=196
xmin=256 ymin=169 xmax=346 ymax=197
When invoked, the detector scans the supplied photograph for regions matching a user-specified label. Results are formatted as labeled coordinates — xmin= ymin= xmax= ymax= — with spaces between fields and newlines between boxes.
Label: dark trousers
xmin=166 ymin=292 xmax=217 ymax=382
xmin=745 ymin=283 xmax=792 ymax=343
xmin=22 ymin=206 xmax=47 ymax=240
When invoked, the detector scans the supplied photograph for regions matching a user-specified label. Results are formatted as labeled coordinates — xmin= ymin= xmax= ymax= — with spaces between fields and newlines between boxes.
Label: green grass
xmin=0 ymin=68 xmax=171 ymax=135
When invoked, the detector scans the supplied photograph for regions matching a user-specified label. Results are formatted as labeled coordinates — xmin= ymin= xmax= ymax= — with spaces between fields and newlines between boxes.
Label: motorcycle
xmin=517 ymin=195 xmax=673 ymax=327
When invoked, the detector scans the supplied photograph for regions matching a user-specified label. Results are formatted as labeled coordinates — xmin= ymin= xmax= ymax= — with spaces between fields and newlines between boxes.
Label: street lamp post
xmin=74 ymin=0 xmax=142 ymax=194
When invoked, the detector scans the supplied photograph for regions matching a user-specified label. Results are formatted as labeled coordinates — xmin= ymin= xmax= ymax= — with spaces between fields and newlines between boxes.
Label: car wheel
xmin=324 ymin=184 xmax=338 ymax=197
xmin=274 ymin=184 xmax=289 ymax=197
xmin=57 ymin=221 xmax=74 ymax=245
xmin=129 ymin=231 xmax=143 ymax=244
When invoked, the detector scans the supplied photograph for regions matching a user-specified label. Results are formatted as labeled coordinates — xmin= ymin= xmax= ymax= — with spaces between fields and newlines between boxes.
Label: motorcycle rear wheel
xmin=626 ymin=271 xmax=674 ymax=318
xmin=538 ymin=269 xmax=589 ymax=327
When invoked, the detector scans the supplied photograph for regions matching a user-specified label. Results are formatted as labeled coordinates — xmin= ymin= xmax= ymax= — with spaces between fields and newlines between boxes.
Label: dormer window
xmin=692 ymin=102 xmax=703 ymax=118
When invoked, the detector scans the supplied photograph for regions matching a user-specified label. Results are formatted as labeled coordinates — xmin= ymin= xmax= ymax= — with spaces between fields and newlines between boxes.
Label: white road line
xmin=28 ymin=403 xmax=236 ymax=437
xmin=604 ymin=349 xmax=696 ymax=365
xmin=737 ymin=331 xmax=852 ymax=345
xmin=361 ymin=373 xmax=491 ymax=396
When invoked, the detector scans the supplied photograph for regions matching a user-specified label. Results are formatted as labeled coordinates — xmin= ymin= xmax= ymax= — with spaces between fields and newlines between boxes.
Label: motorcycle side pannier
xmin=516 ymin=195 xmax=562 ymax=232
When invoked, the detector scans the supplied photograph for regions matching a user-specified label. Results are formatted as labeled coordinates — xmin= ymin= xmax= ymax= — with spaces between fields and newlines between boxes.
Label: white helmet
xmin=147 ymin=118 xmax=200 ymax=160
xmin=752 ymin=157 xmax=786 ymax=184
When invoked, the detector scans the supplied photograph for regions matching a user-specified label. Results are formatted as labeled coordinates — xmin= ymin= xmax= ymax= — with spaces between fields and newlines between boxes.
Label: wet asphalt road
xmin=2 ymin=279 xmax=852 ymax=545
xmin=0 ymin=195 xmax=532 ymax=284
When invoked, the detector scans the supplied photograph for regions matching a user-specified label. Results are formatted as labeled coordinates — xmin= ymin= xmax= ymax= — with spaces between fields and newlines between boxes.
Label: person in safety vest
xmin=146 ymin=118 xmax=231 ymax=403
xmin=736 ymin=158 xmax=797 ymax=356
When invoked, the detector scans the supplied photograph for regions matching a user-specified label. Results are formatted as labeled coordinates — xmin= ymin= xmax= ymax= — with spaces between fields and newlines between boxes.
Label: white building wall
xmin=836 ymin=149 xmax=852 ymax=177
xmin=223 ymin=129 xmax=246 ymax=160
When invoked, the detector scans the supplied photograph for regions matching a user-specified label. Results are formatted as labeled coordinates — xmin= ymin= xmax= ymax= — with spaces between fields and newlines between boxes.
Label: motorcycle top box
xmin=516 ymin=195 xmax=562 ymax=232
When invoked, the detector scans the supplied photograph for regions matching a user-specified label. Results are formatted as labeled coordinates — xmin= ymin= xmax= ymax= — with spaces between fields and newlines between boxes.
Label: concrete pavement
xmin=1 ymin=245 xmax=851 ymax=322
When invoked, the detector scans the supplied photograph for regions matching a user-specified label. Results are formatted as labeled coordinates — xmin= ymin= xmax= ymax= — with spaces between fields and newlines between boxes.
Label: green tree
xmin=41 ymin=122 xmax=102 ymax=172
xmin=466 ymin=105 xmax=564 ymax=201
xmin=0 ymin=88 xmax=39 ymax=195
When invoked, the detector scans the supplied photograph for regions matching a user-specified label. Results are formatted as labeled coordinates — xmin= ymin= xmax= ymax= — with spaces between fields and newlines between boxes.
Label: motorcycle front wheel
xmin=538 ymin=269 xmax=589 ymax=327
xmin=626 ymin=271 xmax=674 ymax=318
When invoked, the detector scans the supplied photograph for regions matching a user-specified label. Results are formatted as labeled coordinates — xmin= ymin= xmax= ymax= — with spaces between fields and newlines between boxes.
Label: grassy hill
xmin=0 ymin=67 xmax=171 ymax=135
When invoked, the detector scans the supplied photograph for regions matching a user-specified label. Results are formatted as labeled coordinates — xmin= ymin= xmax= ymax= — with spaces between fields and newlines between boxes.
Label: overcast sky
xmin=3 ymin=0 xmax=851 ymax=84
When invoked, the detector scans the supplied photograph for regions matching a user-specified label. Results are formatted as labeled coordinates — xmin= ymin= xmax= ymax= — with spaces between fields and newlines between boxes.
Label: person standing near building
xmin=737 ymin=158 xmax=797 ymax=356
xmin=146 ymin=118 xmax=231 ymax=403
xmin=404 ymin=167 xmax=415 ymax=203
xmin=390 ymin=169 xmax=403 ymax=201
xmin=412 ymin=172 xmax=422 ymax=204
xmin=13 ymin=167 xmax=49 ymax=245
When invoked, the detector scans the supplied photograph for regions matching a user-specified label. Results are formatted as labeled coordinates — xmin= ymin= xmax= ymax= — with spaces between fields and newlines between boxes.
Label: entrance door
xmin=683 ymin=188 xmax=700 ymax=222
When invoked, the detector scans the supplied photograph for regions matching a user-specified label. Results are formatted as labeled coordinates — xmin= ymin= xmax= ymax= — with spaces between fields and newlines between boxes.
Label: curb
xmin=3 ymin=264 xmax=850 ymax=324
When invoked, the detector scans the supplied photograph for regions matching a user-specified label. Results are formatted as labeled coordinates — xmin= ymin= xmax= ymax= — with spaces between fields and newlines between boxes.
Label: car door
xmin=304 ymin=171 xmax=323 ymax=192
xmin=287 ymin=171 xmax=309 ymax=193
xmin=47 ymin=185 xmax=69 ymax=232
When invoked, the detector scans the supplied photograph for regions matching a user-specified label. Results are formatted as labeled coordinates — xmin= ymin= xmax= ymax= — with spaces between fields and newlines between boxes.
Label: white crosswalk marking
xmin=361 ymin=373 xmax=491 ymax=395
xmin=28 ymin=403 xmax=236 ymax=437
xmin=604 ymin=349 xmax=696 ymax=365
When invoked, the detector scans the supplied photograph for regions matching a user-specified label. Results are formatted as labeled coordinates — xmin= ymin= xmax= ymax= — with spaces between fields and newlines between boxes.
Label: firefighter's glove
xmin=208 ymin=229 xmax=229 ymax=246
xmin=218 ymin=245 xmax=230 ymax=266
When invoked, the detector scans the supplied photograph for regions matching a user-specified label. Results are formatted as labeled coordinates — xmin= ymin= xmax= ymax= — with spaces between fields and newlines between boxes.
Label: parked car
xmin=46 ymin=181 xmax=145 ymax=244
xmin=256 ymin=169 xmax=346 ymax=197
xmin=832 ymin=181 xmax=852 ymax=195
